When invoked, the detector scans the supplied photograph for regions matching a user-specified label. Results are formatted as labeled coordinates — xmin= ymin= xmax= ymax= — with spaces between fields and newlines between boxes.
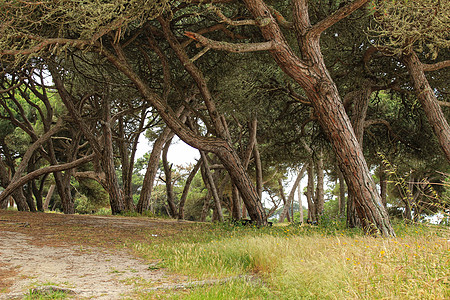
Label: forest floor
xmin=0 ymin=211 xmax=196 ymax=299
xmin=1 ymin=210 xmax=449 ymax=299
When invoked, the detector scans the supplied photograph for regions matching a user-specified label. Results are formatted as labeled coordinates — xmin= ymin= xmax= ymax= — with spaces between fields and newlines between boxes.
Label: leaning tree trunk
xmin=242 ymin=0 xmax=394 ymax=236
xmin=279 ymin=164 xmax=306 ymax=223
xmin=0 ymin=159 xmax=29 ymax=211
xmin=403 ymin=52 xmax=450 ymax=162
xmin=178 ymin=159 xmax=202 ymax=220
xmin=199 ymin=151 xmax=224 ymax=222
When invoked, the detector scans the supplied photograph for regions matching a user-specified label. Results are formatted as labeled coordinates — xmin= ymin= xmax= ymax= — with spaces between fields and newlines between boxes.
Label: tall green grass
xmin=132 ymin=221 xmax=449 ymax=299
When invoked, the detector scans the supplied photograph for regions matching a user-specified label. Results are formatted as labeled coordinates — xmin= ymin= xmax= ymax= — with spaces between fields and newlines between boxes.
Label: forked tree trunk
xmin=199 ymin=151 xmax=224 ymax=222
xmin=279 ymin=165 xmax=306 ymax=223
xmin=137 ymin=126 xmax=175 ymax=213
xmin=243 ymin=0 xmax=394 ymax=236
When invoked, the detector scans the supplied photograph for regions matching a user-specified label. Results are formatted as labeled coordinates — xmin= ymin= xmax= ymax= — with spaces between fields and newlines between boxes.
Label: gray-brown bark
xmin=0 ymin=154 xmax=95 ymax=204
xmin=337 ymin=166 xmax=346 ymax=217
xmin=0 ymin=159 xmax=29 ymax=211
xmin=43 ymin=184 xmax=56 ymax=211
xmin=199 ymin=151 xmax=224 ymax=222
xmin=279 ymin=165 xmax=307 ymax=223
xmin=162 ymin=137 xmax=177 ymax=218
xmin=306 ymin=161 xmax=316 ymax=222
xmin=314 ymin=151 xmax=325 ymax=217
xmin=240 ymin=0 xmax=394 ymax=236
xmin=102 ymin=95 xmax=125 ymax=215
xmin=178 ymin=160 xmax=202 ymax=220
xmin=403 ymin=52 xmax=450 ymax=162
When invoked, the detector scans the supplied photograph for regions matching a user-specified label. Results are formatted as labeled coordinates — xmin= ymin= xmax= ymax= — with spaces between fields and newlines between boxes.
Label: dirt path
xmin=0 ymin=211 xmax=195 ymax=299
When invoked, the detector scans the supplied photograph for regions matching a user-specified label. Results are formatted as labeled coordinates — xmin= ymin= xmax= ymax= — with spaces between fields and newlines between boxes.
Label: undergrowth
xmin=132 ymin=220 xmax=450 ymax=299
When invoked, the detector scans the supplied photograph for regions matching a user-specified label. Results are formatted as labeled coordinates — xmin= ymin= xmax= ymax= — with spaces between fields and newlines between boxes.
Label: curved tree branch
xmin=422 ymin=60 xmax=450 ymax=72
xmin=184 ymin=32 xmax=277 ymax=53
xmin=309 ymin=0 xmax=369 ymax=38
xmin=0 ymin=154 xmax=95 ymax=203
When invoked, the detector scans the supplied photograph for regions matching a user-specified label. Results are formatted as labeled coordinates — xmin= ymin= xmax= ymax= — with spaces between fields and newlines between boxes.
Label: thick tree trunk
xmin=243 ymin=0 xmax=394 ymax=236
xmin=117 ymin=117 xmax=134 ymax=211
xmin=44 ymin=184 xmax=56 ymax=211
xmin=102 ymin=43 xmax=268 ymax=225
xmin=137 ymin=127 xmax=175 ymax=213
xmin=403 ymin=52 xmax=450 ymax=162
xmin=0 ymin=159 xmax=29 ymax=211
xmin=24 ymin=183 xmax=37 ymax=212
xmin=102 ymin=96 xmax=125 ymax=215
xmin=137 ymin=107 xmax=188 ymax=213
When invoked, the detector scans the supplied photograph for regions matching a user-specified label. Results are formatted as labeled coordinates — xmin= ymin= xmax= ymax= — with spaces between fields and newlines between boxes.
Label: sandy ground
xmin=0 ymin=212 xmax=194 ymax=299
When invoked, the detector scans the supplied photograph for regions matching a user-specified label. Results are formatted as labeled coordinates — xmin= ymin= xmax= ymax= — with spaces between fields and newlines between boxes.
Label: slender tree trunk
xmin=379 ymin=166 xmax=387 ymax=208
xmin=199 ymin=151 xmax=224 ymax=222
xmin=315 ymin=151 xmax=325 ymax=217
xmin=277 ymin=178 xmax=290 ymax=222
xmin=306 ymin=161 xmax=315 ymax=222
xmin=44 ymin=184 xmax=55 ymax=211
xmin=231 ymin=185 xmax=242 ymax=220
xmin=337 ymin=166 xmax=346 ymax=217
xmin=279 ymin=165 xmax=306 ymax=222
xmin=254 ymin=144 xmax=263 ymax=200
xmin=137 ymin=107 xmax=188 ymax=213
xmin=162 ymin=138 xmax=177 ymax=218
xmin=403 ymin=52 xmax=450 ymax=162
xmin=178 ymin=160 xmax=202 ymax=220
xmin=297 ymin=179 xmax=303 ymax=223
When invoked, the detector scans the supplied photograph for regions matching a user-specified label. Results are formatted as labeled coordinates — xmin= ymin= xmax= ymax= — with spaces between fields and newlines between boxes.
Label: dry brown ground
xmin=0 ymin=210 xmax=198 ymax=299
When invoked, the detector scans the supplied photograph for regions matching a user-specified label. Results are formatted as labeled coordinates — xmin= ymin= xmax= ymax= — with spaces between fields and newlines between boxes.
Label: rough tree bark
xmin=241 ymin=0 xmax=394 ymax=235
xmin=403 ymin=52 xmax=450 ymax=162
xmin=101 ymin=95 xmax=125 ymax=214
xmin=162 ymin=137 xmax=178 ymax=218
